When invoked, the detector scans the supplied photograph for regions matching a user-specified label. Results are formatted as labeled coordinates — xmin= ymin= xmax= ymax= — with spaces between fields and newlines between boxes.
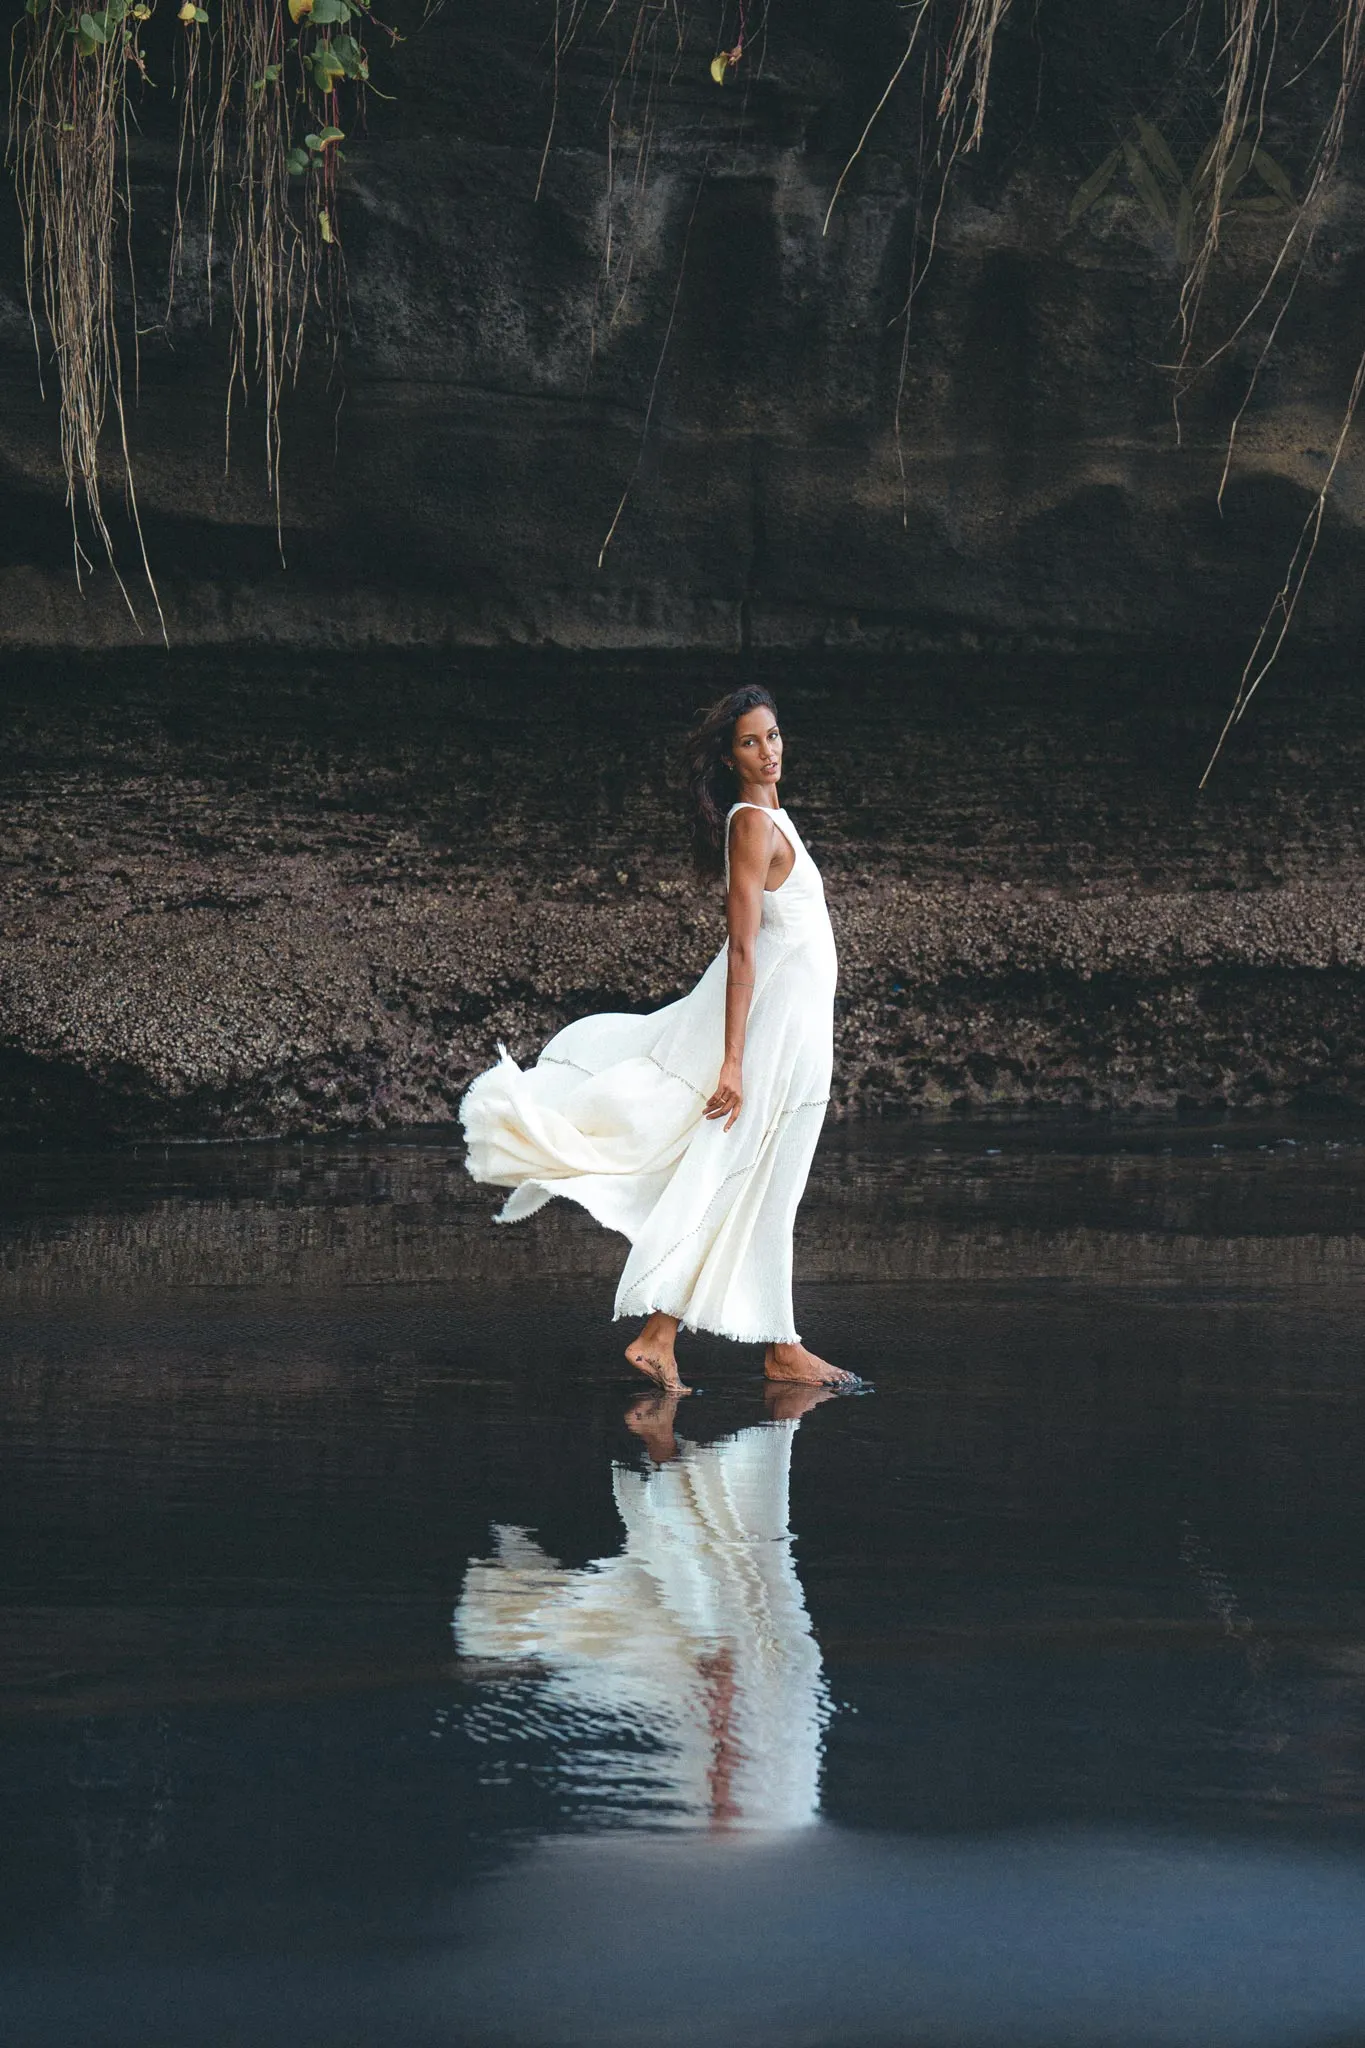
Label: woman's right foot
xmin=764 ymin=1342 xmax=861 ymax=1390
xmin=625 ymin=1314 xmax=689 ymax=1393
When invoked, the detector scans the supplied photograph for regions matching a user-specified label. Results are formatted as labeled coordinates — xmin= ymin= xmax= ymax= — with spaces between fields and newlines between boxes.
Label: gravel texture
xmin=4 ymin=651 xmax=1365 ymax=1139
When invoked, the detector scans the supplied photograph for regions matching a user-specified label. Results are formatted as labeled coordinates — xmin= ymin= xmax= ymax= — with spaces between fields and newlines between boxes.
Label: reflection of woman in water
xmin=454 ymin=1391 xmax=833 ymax=1831
xmin=460 ymin=686 xmax=856 ymax=1392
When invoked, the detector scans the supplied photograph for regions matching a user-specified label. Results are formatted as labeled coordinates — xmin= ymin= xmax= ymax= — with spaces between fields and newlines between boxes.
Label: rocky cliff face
xmin=3 ymin=6 xmax=1365 ymax=1136
xmin=1 ymin=1 xmax=1362 ymax=656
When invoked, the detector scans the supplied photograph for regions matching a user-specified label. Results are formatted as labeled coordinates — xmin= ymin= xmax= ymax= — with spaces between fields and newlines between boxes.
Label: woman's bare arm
xmin=705 ymin=808 xmax=770 ymax=1131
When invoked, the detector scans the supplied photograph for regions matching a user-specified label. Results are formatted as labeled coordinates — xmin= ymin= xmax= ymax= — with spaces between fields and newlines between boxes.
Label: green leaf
xmin=309 ymin=0 xmax=345 ymax=21
xmin=1123 ymin=137 xmax=1172 ymax=231
xmin=311 ymin=40 xmax=346 ymax=87
xmin=1253 ymin=148 xmax=1294 ymax=202
xmin=317 ymin=124 xmax=345 ymax=143
xmin=79 ymin=11 xmax=107 ymax=41
xmin=1068 ymin=146 xmax=1122 ymax=225
xmin=1221 ymin=137 xmax=1254 ymax=198
xmin=286 ymin=146 xmax=312 ymax=175
xmin=1191 ymin=133 xmax=1224 ymax=192
xmin=1134 ymin=117 xmax=1180 ymax=186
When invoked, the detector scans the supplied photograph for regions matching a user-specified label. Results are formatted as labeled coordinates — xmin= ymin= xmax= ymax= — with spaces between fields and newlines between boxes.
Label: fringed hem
xmin=492 ymin=1186 xmax=553 ymax=1223
xmin=495 ymin=1173 xmax=635 ymax=1241
xmin=612 ymin=1305 xmax=800 ymax=1348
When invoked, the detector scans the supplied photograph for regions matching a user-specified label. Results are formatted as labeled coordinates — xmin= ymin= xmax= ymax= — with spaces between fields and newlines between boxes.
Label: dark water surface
xmin=5 ymin=1121 xmax=1365 ymax=2045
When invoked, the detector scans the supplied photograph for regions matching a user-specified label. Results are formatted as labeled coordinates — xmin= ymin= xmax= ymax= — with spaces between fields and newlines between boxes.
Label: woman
xmin=460 ymin=685 xmax=855 ymax=1391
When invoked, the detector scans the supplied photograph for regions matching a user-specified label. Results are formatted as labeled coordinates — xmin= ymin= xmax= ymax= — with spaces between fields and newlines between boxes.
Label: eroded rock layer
xmin=3 ymin=651 xmax=1365 ymax=1137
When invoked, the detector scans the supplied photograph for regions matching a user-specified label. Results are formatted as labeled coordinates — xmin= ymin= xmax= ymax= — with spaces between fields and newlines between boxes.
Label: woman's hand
xmin=705 ymin=1058 xmax=744 ymax=1130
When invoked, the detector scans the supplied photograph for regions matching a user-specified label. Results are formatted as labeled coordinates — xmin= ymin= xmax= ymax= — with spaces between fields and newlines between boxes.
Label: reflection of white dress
xmin=454 ymin=1421 xmax=827 ymax=1830
xmin=459 ymin=804 xmax=836 ymax=1344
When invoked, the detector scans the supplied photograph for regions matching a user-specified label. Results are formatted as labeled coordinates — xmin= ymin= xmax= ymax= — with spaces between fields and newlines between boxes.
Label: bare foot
xmin=625 ymin=1312 xmax=690 ymax=1393
xmin=763 ymin=1381 xmax=836 ymax=1423
xmin=624 ymin=1391 xmax=685 ymax=1462
xmin=764 ymin=1342 xmax=862 ymax=1390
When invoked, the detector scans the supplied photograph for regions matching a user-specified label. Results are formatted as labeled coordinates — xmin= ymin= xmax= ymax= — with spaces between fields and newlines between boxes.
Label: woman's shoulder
xmin=727 ymin=803 xmax=778 ymax=842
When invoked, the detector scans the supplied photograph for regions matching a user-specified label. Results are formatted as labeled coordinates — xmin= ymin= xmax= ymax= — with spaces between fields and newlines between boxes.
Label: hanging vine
xmin=10 ymin=0 xmax=162 ymax=624
xmin=9 ymin=0 xmax=1365 ymax=730
xmin=8 ymin=0 xmax=389 ymax=631
xmin=576 ymin=3 xmax=1365 ymax=771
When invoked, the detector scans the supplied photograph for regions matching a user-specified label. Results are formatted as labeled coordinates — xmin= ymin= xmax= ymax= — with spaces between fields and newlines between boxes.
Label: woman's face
xmin=727 ymin=705 xmax=783 ymax=795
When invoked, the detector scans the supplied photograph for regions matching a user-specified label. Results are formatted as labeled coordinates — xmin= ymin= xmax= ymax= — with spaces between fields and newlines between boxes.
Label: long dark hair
xmin=682 ymin=685 xmax=779 ymax=880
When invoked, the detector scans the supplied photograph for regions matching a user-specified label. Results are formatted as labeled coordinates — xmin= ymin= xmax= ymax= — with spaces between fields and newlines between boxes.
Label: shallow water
xmin=5 ymin=1120 xmax=1365 ymax=2045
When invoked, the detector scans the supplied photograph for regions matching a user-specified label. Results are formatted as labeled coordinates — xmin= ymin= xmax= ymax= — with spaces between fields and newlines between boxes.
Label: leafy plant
xmin=8 ymin=0 xmax=400 ymax=628
xmin=1070 ymin=116 xmax=1295 ymax=261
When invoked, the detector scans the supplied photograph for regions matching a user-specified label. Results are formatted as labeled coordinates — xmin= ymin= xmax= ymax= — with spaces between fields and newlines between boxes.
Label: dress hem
xmin=611 ymin=1306 xmax=800 ymax=1347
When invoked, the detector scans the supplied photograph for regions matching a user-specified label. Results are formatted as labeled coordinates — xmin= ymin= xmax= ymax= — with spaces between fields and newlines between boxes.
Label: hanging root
xmin=822 ymin=6 xmax=929 ymax=237
xmin=215 ymin=0 xmax=310 ymax=532
xmin=1176 ymin=0 xmax=1275 ymax=370
xmin=936 ymin=0 xmax=1013 ymax=157
xmin=1200 ymin=334 xmax=1365 ymax=786
xmin=597 ymin=154 xmax=710 ymax=567
xmin=9 ymin=0 xmax=165 ymax=636
xmin=1190 ymin=0 xmax=1365 ymax=774
xmin=13 ymin=0 xmax=373 ymax=613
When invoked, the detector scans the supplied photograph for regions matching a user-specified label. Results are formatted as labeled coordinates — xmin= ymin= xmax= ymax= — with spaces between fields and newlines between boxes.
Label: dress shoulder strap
xmin=723 ymin=801 xmax=797 ymax=882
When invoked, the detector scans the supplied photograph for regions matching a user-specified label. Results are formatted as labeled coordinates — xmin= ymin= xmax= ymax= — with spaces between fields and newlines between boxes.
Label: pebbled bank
xmin=4 ymin=651 xmax=1365 ymax=1139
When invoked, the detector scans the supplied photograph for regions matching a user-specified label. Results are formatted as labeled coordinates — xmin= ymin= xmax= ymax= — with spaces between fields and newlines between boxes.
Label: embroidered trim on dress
xmin=616 ymin=1160 xmax=755 ymax=1297
xmin=647 ymin=1053 xmax=708 ymax=1097
xmin=542 ymin=1050 xmax=712 ymax=1098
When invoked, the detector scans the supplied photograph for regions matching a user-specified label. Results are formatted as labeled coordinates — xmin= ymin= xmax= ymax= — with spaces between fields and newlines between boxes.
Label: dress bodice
xmin=725 ymin=803 xmax=831 ymax=945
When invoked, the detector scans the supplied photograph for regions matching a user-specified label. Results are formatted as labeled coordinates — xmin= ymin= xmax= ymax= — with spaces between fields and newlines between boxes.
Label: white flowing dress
xmin=459 ymin=802 xmax=836 ymax=1344
xmin=454 ymin=1419 xmax=828 ymax=1829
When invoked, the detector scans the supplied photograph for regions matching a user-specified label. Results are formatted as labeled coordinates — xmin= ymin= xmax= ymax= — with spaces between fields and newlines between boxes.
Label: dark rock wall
xmin=2 ymin=1 xmax=1363 ymax=654
xmin=4 ymin=7 xmax=1365 ymax=1135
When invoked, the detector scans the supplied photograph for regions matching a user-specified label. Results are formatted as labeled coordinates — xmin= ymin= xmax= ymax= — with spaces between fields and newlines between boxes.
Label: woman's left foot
xmin=625 ymin=1313 xmax=689 ymax=1393
xmin=764 ymin=1343 xmax=862 ymax=1389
